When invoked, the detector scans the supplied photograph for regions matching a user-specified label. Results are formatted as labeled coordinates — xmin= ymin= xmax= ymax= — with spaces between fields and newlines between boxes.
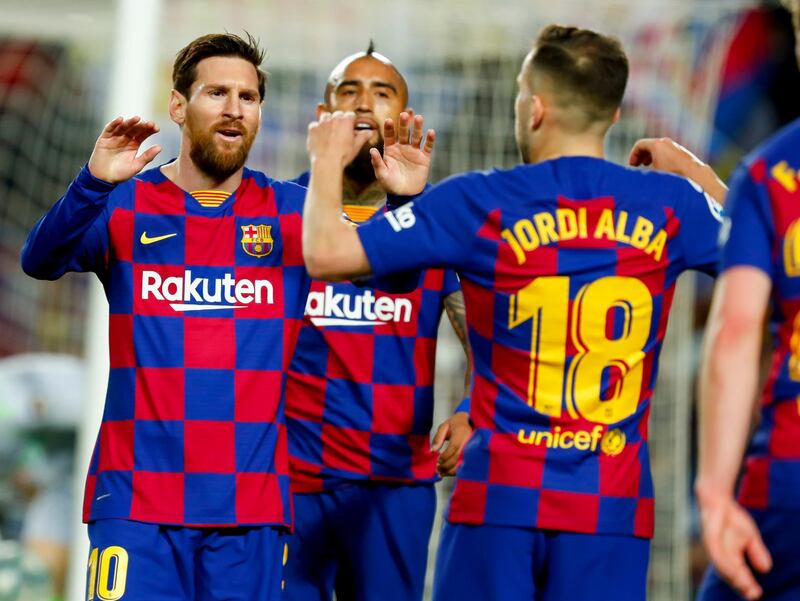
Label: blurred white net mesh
xmin=0 ymin=39 xmax=100 ymax=357
xmin=0 ymin=2 xmax=752 ymax=600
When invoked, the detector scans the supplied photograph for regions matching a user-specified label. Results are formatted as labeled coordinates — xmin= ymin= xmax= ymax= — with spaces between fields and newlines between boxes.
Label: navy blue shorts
xmin=282 ymin=483 xmax=436 ymax=601
xmin=433 ymin=521 xmax=650 ymax=601
xmin=87 ymin=519 xmax=286 ymax=601
xmin=698 ymin=508 xmax=800 ymax=601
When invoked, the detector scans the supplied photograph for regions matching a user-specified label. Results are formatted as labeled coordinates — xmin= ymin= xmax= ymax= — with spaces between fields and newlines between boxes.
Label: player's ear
xmin=611 ymin=107 xmax=621 ymax=126
xmin=169 ymin=90 xmax=187 ymax=126
xmin=531 ymin=95 xmax=545 ymax=131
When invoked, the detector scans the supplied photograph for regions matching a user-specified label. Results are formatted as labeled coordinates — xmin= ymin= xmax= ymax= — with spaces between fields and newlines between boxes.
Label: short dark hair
xmin=173 ymin=32 xmax=267 ymax=101
xmin=527 ymin=25 xmax=628 ymax=126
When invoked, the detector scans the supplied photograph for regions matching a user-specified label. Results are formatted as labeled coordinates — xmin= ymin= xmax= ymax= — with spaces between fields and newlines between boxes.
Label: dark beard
xmin=187 ymin=119 xmax=255 ymax=181
xmin=344 ymin=139 xmax=381 ymax=185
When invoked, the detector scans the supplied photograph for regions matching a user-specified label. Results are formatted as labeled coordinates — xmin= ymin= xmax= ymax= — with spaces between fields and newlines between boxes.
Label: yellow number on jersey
xmin=508 ymin=276 xmax=569 ymax=416
xmin=509 ymin=275 xmax=653 ymax=425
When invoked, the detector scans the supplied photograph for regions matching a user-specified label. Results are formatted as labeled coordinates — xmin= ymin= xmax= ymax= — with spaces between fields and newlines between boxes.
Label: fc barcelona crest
xmin=241 ymin=224 xmax=274 ymax=258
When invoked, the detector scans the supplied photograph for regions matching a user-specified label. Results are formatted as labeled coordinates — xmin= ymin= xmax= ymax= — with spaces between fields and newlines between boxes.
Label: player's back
xmin=722 ymin=118 xmax=800 ymax=510
xmin=439 ymin=156 xmax=721 ymax=536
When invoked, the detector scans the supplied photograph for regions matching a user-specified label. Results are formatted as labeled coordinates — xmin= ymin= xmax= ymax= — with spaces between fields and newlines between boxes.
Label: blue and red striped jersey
xmin=720 ymin=119 xmax=800 ymax=510
xmin=286 ymin=201 xmax=460 ymax=492
xmin=21 ymin=165 xmax=310 ymax=527
xmin=356 ymin=156 xmax=722 ymax=538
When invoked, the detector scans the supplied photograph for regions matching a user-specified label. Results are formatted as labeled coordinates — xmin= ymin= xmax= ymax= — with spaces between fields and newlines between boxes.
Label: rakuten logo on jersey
xmin=141 ymin=270 xmax=274 ymax=312
xmin=305 ymin=285 xmax=412 ymax=326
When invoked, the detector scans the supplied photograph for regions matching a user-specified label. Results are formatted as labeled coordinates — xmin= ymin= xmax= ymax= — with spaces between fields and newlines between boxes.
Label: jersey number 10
xmin=87 ymin=546 xmax=128 ymax=601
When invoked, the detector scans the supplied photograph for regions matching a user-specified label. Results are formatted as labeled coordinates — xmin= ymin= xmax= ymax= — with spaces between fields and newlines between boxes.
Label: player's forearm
xmin=444 ymin=290 xmax=473 ymax=401
xmin=20 ymin=165 xmax=113 ymax=280
xmin=303 ymin=157 xmax=370 ymax=280
xmin=696 ymin=298 xmax=763 ymax=502
xmin=303 ymin=157 xmax=347 ymax=277
xmin=684 ymin=161 xmax=728 ymax=206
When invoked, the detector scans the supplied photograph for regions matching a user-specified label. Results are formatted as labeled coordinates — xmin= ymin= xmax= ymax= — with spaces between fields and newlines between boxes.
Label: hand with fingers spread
xmin=430 ymin=412 xmax=472 ymax=477
xmin=370 ymin=111 xmax=435 ymax=196
xmin=698 ymin=490 xmax=772 ymax=600
xmin=307 ymin=111 xmax=373 ymax=169
xmin=88 ymin=116 xmax=162 ymax=184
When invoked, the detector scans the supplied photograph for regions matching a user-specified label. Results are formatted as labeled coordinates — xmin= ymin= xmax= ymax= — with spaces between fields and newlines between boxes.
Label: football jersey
xmin=21 ymin=164 xmax=310 ymax=527
xmin=720 ymin=118 xmax=800 ymax=510
xmin=356 ymin=156 xmax=722 ymax=537
xmin=285 ymin=176 xmax=461 ymax=492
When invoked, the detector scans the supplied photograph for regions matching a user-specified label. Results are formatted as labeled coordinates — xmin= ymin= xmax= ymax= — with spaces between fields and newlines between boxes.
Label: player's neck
xmin=529 ymin=134 xmax=606 ymax=164
xmin=160 ymin=152 xmax=243 ymax=194
xmin=342 ymin=176 xmax=386 ymax=207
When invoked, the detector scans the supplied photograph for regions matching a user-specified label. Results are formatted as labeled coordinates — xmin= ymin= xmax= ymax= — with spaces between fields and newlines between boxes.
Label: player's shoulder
xmin=586 ymin=157 xmax=712 ymax=211
xmin=99 ymin=163 xmax=165 ymax=210
xmin=242 ymin=167 xmax=305 ymax=195
xmin=501 ymin=156 xmax=697 ymax=199
xmin=628 ymin=163 xmax=707 ymax=198
xmin=733 ymin=118 xmax=800 ymax=190
xmin=428 ymin=168 xmax=493 ymax=193
xmin=288 ymin=171 xmax=310 ymax=188
xmin=747 ymin=117 xmax=800 ymax=166
xmin=243 ymin=167 xmax=307 ymax=211
xmin=435 ymin=163 xmax=542 ymax=198
xmin=627 ymin=165 xmax=722 ymax=225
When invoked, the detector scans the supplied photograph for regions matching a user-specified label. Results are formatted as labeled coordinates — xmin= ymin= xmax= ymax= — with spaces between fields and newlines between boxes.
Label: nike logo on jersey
xmin=140 ymin=231 xmax=178 ymax=245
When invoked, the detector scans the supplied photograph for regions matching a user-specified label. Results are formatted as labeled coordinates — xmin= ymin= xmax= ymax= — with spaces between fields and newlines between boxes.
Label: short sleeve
xmin=357 ymin=175 xmax=480 ymax=277
xmin=719 ymin=163 xmax=774 ymax=277
xmin=442 ymin=270 xmax=461 ymax=297
xmin=677 ymin=178 xmax=724 ymax=276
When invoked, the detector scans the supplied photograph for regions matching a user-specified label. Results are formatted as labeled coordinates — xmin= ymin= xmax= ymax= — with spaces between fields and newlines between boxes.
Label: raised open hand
xmin=88 ymin=116 xmax=162 ymax=183
xmin=370 ymin=112 xmax=435 ymax=196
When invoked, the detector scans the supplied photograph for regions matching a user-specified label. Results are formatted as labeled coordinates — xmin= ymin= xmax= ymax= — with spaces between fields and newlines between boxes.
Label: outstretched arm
xmin=696 ymin=267 xmax=772 ymax=601
xmin=629 ymin=137 xmax=728 ymax=204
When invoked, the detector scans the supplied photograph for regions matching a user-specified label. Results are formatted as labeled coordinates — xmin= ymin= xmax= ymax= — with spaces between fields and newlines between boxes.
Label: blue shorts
xmin=282 ymin=483 xmax=436 ymax=601
xmin=698 ymin=508 xmax=800 ymax=601
xmin=433 ymin=522 xmax=650 ymax=601
xmin=87 ymin=519 xmax=286 ymax=601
